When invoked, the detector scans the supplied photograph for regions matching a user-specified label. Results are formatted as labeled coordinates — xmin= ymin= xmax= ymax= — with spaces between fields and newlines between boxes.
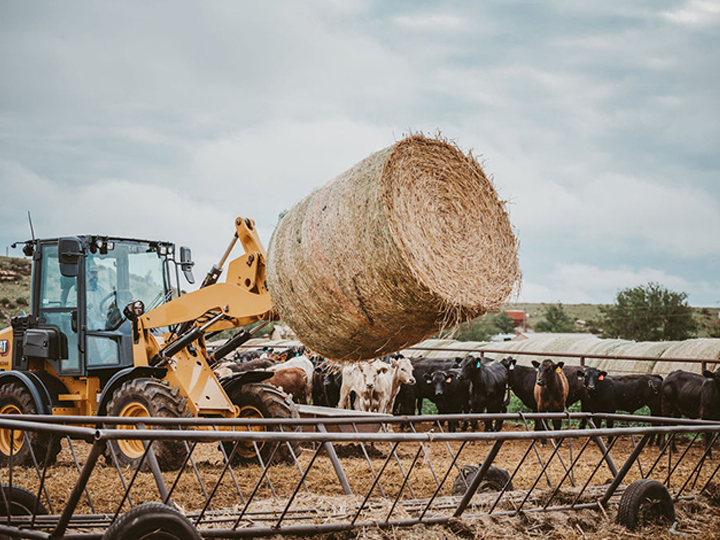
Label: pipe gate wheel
xmin=0 ymin=383 xmax=61 ymax=466
xmin=105 ymin=378 xmax=191 ymax=471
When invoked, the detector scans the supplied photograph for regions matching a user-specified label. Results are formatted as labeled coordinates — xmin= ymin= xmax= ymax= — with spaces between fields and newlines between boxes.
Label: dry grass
xmin=267 ymin=134 xmax=520 ymax=362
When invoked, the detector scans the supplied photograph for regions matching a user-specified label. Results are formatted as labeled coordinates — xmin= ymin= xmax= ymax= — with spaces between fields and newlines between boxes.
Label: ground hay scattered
xmin=267 ymin=134 xmax=520 ymax=361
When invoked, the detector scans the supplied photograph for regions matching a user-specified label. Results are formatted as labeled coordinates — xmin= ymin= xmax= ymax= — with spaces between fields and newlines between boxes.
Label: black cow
xmin=423 ymin=368 xmax=471 ymax=432
xmin=532 ymin=359 xmax=569 ymax=437
xmin=501 ymin=357 xmax=537 ymax=411
xmin=393 ymin=357 xmax=464 ymax=416
xmin=664 ymin=368 xmax=720 ymax=455
xmin=578 ymin=368 xmax=663 ymax=443
xmin=459 ymin=356 xmax=508 ymax=432
xmin=501 ymin=357 xmax=585 ymax=411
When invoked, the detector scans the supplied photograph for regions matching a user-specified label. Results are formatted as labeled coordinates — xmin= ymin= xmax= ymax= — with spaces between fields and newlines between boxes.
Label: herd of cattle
xmin=213 ymin=347 xmax=720 ymax=447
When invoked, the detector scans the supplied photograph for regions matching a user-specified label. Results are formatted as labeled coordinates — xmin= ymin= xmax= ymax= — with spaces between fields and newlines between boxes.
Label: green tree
xmin=534 ymin=303 xmax=576 ymax=333
xmin=599 ymin=282 xmax=698 ymax=341
xmin=445 ymin=312 xmax=516 ymax=341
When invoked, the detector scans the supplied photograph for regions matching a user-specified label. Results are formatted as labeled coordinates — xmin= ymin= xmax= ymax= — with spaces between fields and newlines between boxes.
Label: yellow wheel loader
xmin=0 ymin=218 xmax=298 ymax=469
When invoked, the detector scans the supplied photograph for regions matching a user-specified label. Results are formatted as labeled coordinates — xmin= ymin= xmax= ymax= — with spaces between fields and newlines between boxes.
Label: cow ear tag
xmin=446 ymin=376 xmax=452 ymax=383
xmin=555 ymin=366 xmax=562 ymax=373
xmin=598 ymin=374 xmax=604 ymax=381
xmin=476 ymin=361 xmax=481 ymax=368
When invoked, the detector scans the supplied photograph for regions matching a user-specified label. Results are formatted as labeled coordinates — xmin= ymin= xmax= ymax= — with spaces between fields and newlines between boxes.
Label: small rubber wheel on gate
xmin=451 ymin=465 xmax=513 ymax=496
xmin=102 ymin=502 xmax=201 ymax=540
xmin=0 ymin=485 xmax=48 ymax=540
xmin=616 ymin=479 xmax=675 ymax=531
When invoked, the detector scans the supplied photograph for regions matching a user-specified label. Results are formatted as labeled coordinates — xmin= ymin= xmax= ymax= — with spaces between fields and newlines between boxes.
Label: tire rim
xmin=117 ymin=402 xmax=151 ymax=459
xmin=234 ymin=405 xmax=266 ymax=459
xmin=0 ymin=404 xmax=25 ymax=457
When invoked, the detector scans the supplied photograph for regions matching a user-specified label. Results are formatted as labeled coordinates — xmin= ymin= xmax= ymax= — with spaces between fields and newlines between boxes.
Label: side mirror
xmin=58 ymin=237 xmax=83 ymax=278
xmin=179 ymin=246 xmax=195 ymax=285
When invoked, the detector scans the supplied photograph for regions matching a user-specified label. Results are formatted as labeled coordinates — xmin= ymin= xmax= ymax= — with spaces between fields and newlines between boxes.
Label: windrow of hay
xmin=267 ymin=134 xmax=520 ymax=362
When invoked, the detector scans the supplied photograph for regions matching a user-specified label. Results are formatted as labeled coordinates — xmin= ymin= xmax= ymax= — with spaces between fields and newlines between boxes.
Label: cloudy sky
xmin=1 ymin=1 xmax=719 ymax=306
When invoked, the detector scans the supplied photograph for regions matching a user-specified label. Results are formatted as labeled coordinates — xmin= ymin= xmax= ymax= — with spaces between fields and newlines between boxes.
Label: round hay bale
xmin=267 ymin=134 xmax=520 ymax=361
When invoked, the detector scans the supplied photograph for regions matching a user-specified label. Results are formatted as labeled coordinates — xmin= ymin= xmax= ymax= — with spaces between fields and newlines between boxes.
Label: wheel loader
xmin=0 ymin=217 xmax=299 ymax=469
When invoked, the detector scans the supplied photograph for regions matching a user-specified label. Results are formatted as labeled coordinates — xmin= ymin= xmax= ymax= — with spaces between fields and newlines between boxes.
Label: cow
xmin=268 ymin=355 xmax=315 ymax=403
xmin=501 ymin=357 xmax=585 ymax=411
xmin=532 ymin=359 xmax=569 ymax=439
xmin=316 ymin=361 xmax=344 ymax=408
xmin=212 ymin=357 xmax=277 ymax=379
xmin=374 ymin=356 xmax=416 ymax=414
xmin=338 ymin=361 xmax=386 ymax=412
xmin=423 ymin=368 xmax=471 ymax=432
xmin=459 ymin=356 xmax=508 ymax=432
xmin=264 ymin=367 xmax=308 ymax=404
xmin=394 ymin=357 xmax=464 ymax=417
xmin=663 ymin=368 xmax=720 ymax=455
xmin=578 ymin=367 xmax=663 ymax=444
xmin=501 ymin=357 xmax=537 ymax=411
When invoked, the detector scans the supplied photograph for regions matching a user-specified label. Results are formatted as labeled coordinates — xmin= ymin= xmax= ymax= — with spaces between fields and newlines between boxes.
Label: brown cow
xmin=532 ymin=359 xmax=569 ymax=440
xmin=265 ymin=367 xmax=308 ymax=404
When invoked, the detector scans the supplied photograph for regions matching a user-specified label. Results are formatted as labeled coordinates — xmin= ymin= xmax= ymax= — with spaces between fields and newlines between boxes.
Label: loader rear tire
xmin=0 ymin=382 xmax=61 ymax=467
xmin=105 ymin=378 xmax=192 ymax=471
xmin=222 ymin=382 xmax=301 ymax=466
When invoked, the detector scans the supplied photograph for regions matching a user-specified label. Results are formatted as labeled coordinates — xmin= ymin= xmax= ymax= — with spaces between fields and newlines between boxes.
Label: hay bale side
xmin=267 ymin=135 xmax=520 ymax=361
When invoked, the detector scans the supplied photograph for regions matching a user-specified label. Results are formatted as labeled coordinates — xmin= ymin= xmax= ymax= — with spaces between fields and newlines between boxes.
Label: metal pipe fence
xmin=1 ymin=412 xmax=719 ymax=538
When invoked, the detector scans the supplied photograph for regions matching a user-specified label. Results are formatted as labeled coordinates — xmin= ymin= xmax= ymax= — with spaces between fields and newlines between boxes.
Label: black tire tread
xmin=223 ymin=382 xmax=301 ymax=465
xmin=452 ymin=465 xmax=513 ymax=495
xmin=617 ymin=479 xmax=675 ymax=531
xmin=102 ymin=502 xmax=200 ymax=540
xmin=105 ymin=378 xmax=192 ymax=471
xmin=0 ymin=382 xmax=62 ymax=467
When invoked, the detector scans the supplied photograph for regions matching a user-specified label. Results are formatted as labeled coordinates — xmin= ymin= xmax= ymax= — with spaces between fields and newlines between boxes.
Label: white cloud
xmin=662 ymin=0 xmax=720 ymax=25
xmin=519 ymin=263 xmax=715 ymax=305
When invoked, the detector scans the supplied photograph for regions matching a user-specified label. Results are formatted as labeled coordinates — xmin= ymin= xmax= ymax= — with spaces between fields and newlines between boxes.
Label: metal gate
xmin=1 ymin=411 xmax=719 ymax=538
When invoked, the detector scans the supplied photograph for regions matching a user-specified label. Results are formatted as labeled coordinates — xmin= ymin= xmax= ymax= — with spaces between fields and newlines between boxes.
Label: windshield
xmin=86 ymin=241 xmax=169 ymax=331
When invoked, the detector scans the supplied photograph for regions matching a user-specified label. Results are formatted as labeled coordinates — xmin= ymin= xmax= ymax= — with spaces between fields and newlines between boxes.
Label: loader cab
xmin=15 ymin=236 xmax=182 ymax=384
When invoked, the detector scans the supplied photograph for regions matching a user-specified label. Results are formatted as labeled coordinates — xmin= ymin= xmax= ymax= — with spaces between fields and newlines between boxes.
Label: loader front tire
xmin=105 ymin=378 xmax=191 ymax=471
xmin=222 ymin=382 xmax=301 ymax=466
xmin=0 ymin=382 xmax=61 ymax=467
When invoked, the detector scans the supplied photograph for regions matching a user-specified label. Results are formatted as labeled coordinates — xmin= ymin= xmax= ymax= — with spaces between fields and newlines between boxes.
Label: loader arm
xmin=127 ymin=217 xmax=276 ymax=417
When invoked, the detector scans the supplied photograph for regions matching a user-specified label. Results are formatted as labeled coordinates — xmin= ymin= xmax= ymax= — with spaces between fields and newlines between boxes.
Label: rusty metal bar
xmin=317 ymin=422 xmax=352 ymax=496
xmin=274 ymin=443 xmax=325 ymax=528
xmin=453 ymin=439 xmax=504 ymax=517
xmin=599 ymin=433 xmax=650 ymax=508
xmin=386 ymin=445 xmax=424 ymax=522
xmin=49 ymin=439 xmax=105 ymax=540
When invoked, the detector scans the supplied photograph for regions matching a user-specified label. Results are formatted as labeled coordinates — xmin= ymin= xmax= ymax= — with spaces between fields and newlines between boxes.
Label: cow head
xmin=424 ymin=370 xmax=457 ymax=396
xmin=533 ymin=359 xmax=564 ymax=387
xmin=360 ymin=362 xmax=384 ymax=390
xmin=703 ymin=369 xmax=720 ymax=389
xmin=393 ymin=357 xmax=416 ymax=385
xmin=579 ymin=367 xmax=606 ymax=392
xmin=501 ymin=356 xmax=517 ymax=371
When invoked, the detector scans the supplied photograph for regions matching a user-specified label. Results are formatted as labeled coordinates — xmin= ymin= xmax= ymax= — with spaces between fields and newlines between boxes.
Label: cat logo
xmin=0 ymin=340 xmax=8 ymax=357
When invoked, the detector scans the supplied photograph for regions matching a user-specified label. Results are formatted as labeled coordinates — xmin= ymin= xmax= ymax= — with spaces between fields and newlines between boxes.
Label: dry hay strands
xmin=267 ymin=134 xmax=521 ymax=362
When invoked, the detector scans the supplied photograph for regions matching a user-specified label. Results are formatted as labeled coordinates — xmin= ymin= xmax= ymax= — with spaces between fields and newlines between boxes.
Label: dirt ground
xmin=2 ymin=422 xmax=720 ymax=538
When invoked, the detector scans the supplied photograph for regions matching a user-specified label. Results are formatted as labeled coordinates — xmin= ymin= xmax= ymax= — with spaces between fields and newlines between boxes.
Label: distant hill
xmin=2 ymin=254 xmax=719 ymax=338
xmin=506 ymin=302 xmax=720 ymax=339
xmin=0 ymin=256 xmax=32 ymax=328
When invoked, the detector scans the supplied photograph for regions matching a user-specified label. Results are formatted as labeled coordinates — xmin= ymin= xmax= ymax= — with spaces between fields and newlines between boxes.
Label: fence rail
xmin=1 ymin=411 xmax=719 ymax=538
